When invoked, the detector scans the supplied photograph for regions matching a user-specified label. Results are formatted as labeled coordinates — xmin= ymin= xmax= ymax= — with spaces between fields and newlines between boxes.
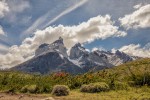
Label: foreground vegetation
xmin=54 ymin=87 xmax=150 ymax=100
xmin=0 ymin=58 xmax=150 ymax=99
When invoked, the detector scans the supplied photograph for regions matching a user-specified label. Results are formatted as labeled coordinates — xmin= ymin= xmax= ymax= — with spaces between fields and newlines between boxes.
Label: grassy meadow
xmin=0 ymin=58 xmax=150 ymax=100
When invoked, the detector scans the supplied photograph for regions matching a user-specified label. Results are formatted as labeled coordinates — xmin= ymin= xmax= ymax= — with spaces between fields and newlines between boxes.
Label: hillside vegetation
xmin=0 ymin=58 xmax=150 ymax=99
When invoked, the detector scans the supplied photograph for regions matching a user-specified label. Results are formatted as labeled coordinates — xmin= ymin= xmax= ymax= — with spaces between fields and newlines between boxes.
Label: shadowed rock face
xmin=12 ymin=37 xmax=139 ymax=75
xmin=69 ymin=43 xmax=89 ymax=59
xmin=35 ymin=37 xmax=67 ymax=57
xmin=115 ymin=50 xmax=133 ymax=63
xmin=12 ymin=52 xmax=82 ymax=75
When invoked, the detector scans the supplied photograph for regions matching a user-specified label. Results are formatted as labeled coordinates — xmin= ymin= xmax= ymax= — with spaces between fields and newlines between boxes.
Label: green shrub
xmin=20 ymin=85 xmax=28 ymax=93
xmin=20 ymin=85 xmax=38 ymax=93
xmin=80 ymin=82 xmax=109 ymax=93
xmin=112 ymin=81 xmax=129 ymax=90
xmin=39 ymin=85 xmax=52 ymax=93
xmin=68 ymin=81 xmax=82 ymax=89
xmin=27 ymin=85 xmax=38 ymax=93
xmin=51 ymin=85 xmax=70 ymax=96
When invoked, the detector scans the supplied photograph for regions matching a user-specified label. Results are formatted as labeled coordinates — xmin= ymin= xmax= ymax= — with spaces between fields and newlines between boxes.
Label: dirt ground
xmin=0 ymin=93 xmax=56 ymax=100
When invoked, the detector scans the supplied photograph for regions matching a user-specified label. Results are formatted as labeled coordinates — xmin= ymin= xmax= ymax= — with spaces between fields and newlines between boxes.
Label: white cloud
xmin=92 ymin=47 xmax=106 ymax=52
xmin=23 ymin=0 xmax=89 ymax=35
xmin=0 ymin=44 xmax=34 ymax=68
xmin=32 ymin=15 xmax=127 ymax=48
xmin=5 ymin=0 xmax=30 ymax=23
xmin=119 ymin=43 xmax=150 ymax=58
xmin=119 ymin=4 xmax=150 ymax=29
xmin=0 ymin=26 xmax=5 ymax=35
xmin=134 ymin=3 xmax=142 ymax=9
xmin=0 ymin=0 xmax=9 ymax=18
xmin=0 ymin=15 xmax=126 ymax=68
xmin=43 ymin=0 xmax=89 ymax=28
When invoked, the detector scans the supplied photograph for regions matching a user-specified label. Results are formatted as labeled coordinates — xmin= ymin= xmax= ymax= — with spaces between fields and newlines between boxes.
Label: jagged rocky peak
xmin=39 ymin=43 xmax=49 ymax=48
xmin=35 ymin=37 xmax=68 ymax=57
xmin=93 ymin=49 xmax=112 ymax=55
xmin=53 ymin=37 xmax=64 ymax=45
xmin=69 ymin=43 xmax=89 ymax=59
xmin=92 ymin=50 xmax=107 ymax=59
xmin=115 ymin=50 xmax=122 ymax=55
xmin=115 ymin=50 xmax=133 ymax=63
xmin=115 ymin=50 xmax=129 ymax=58
xmin=51 ymin=37 xmax=68 ymax=57
xmin=74 ymin=43 xmax=82 ymax=47
xmin=72 ymin=42 xmax=86 ymax=50
xmin=35 ymin=43 xmax=50 ymax=56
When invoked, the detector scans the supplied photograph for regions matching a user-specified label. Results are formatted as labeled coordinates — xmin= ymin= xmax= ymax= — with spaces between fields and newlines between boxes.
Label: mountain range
xmin=11 ymin=37 xmax=140 ymax=74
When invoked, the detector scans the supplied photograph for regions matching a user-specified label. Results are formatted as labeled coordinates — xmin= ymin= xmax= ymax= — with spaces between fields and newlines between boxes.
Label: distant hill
xmin=102 ymin=58 xmax=150 ymax=80
xmin=94 ymin=58 xmax=150 ymax=86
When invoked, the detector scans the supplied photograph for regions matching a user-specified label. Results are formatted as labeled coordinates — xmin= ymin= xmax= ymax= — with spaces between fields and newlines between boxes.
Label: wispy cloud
xmin=23 ymin=12 xmax=50 ymax=35
xmin=43 ymin=0 xmax=88 ymax=28
xmin=23 ymin=0 xmax=88 ymax=35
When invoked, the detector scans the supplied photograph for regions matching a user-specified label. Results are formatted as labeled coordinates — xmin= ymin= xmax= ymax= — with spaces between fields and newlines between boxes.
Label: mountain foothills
xmin=11 ymin=37 xmax=140 ymax=74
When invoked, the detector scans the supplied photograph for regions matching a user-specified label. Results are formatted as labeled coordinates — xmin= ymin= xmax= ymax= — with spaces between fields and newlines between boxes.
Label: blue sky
xmin=0 ymin=0 xmax=149 ymax=49
xmin=0 ymin=0 xmax=150 ymax=68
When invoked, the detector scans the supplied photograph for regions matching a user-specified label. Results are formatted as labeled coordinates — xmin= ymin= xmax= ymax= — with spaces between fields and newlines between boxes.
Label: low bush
xmin=20 ymin=85 xmax=28 ymax=93
xmin=80 ymin=82 xmax=109 ymax=93
xmin=27 ymin=85 xmax=38 ymax=93
xmin=20 ymin=85 xmax=38 ymax=93
xmin=51 ymin=85 xmax=70 ymax=96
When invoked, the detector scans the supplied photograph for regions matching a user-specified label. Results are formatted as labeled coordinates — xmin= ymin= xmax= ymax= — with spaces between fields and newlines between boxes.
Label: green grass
xmin=0 ymin=58 xmax=149 ymax=96
xmin=54 ymin=87 xmax=150 ymax=100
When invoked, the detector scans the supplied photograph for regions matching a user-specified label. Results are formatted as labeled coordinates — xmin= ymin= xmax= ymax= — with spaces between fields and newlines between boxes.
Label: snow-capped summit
xmin=106 ymin=50 xmax=134 ymax=66
xmin=13 ymin=37 xmax=82 ymax=74
xmin=69 ymin=43 xmax=89 ymax=59
xmin=35 ymin=37 xmax=68 ymax=57
xmin=92 ymin=50 xmax=113 ymax=58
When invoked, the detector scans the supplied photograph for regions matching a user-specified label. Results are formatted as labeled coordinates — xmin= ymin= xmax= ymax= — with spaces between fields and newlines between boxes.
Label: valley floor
xmin=1 ymin=87 xmax=150 ymax=100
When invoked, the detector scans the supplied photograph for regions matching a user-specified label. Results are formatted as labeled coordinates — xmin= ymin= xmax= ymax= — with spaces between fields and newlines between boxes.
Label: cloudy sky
xmin=0 ymin=0 xmax=150 ymax=68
